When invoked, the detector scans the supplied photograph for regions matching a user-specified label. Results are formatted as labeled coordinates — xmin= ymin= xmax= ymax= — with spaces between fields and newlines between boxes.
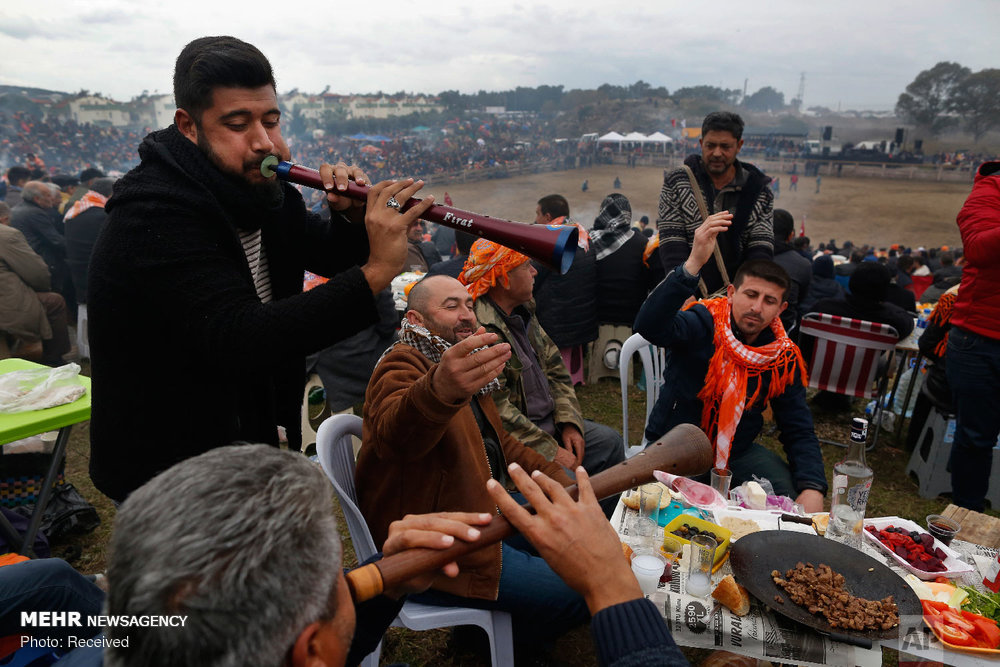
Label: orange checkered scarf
xmin=690 ymin=297 xmax=807 ymax=469
xmin=927 ymin=285 xmax=960 ymax=359
xmin=459 ymin=238 xmax=530 ymax=300
xmin=64 ymin=190 xmax=107 ymax=222
xmin=550 ymin=216 xmax=590 ymax=251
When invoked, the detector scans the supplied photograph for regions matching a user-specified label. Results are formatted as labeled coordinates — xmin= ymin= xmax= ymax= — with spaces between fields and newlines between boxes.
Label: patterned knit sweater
xmin=656 ymin=154 xmax=773 ymax=293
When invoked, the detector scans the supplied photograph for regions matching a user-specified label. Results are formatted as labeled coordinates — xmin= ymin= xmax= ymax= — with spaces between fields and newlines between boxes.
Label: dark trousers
xmin=947 ymin=327 xmax=1000 ymax=511
xmin=0 ymin=558 xmax=104 ymax=650
xmin=37 ymin=291 xmax=71 ymax=363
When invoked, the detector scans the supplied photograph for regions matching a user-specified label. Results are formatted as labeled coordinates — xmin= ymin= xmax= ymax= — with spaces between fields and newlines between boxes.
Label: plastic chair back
xmin=314 ymin=414 xmax=514 ymax=667
xmin=799 ymin=313 xmax=898 ymax=399
xmin=620 ymin=333 xmax=667 ymax=457
xmin=315 ymin=414 xmax=378 ymax=561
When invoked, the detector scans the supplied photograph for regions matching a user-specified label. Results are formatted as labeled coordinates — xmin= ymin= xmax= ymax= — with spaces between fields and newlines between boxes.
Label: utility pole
xmin=796 ymin=72 xmax=806 ymax=110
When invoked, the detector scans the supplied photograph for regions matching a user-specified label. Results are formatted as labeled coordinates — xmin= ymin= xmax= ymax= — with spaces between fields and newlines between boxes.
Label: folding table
xmin=0 ymin=358 xmax=91 ymax=556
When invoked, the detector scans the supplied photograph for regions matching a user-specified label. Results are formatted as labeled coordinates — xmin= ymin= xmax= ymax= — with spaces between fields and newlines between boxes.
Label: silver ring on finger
xmin=386 ymin=196 xmax=402 ymax=210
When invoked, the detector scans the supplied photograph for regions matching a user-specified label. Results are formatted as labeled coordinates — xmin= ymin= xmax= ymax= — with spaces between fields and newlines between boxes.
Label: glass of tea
xmin=926 ymin=514 xmax=961 ymax=546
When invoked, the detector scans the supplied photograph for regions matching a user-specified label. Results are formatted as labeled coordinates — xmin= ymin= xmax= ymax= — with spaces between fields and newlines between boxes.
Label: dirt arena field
xmin=433 ymin=164 xmax=972 ymax=250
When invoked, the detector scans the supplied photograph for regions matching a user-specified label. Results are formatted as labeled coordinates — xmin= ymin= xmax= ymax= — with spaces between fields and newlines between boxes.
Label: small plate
xmin=864 ymin=517 xmax=973 ymax=581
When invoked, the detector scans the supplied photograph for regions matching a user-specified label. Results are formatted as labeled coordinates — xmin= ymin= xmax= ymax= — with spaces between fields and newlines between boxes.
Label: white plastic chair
xmin=619 ymin=333 xmax=668 ymax=458
xmin=315 ymin=414 xmax=514 ymax=667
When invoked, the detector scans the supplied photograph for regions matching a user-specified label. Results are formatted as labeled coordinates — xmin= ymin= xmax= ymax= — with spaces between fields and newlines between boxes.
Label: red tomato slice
xmin=943 ymin=610 xmax=977 ymax=634
xmin=934 ymin=576 xmax=952 ymax=584
xmin=921 ymin=600 xmax=949 ymax=616
xmin=970 ymin=616 xmax=1000 ymax=650
xmin=931 ymin=619 xmax=978 ymax=647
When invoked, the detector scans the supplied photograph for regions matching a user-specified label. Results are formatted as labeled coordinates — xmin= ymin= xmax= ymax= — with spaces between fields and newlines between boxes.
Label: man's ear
xmin=726 ymin=283 xmax=736 ymax=301
xmin=289 ymin=622 xmax=323 ymax=667
xmin=736 ymin=138 xmax=745 ymax=153
xmin=175 ymin=109 xmax=198 ymax=144
xmin=405 ymin=310 xmax=424 ymax=326
xmin=778 ymin=301 xmax=788 ymax=315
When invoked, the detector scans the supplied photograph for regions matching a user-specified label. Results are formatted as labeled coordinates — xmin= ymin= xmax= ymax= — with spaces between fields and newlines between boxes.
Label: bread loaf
xmin=711 ymin=574 xmax=750 ymax=616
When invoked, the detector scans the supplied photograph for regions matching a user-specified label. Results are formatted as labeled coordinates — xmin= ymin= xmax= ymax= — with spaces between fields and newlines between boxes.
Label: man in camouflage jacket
xmin=464 ymin=240 xmax=624 ymax=515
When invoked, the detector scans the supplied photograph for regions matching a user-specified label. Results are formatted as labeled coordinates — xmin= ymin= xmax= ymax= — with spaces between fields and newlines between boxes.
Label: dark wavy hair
xmin=173 ymin=36 xmax=275 ymax=123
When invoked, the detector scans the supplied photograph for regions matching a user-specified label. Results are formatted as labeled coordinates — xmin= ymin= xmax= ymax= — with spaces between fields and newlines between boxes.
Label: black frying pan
xmin=730 ymin=531 xmax=921 ymax=644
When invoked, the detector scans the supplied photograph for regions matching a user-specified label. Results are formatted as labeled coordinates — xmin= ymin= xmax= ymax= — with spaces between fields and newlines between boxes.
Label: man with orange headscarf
xmin=461 ymin=239 xmax=625 ymax=516
xmin=634 ymin=216 xmax=826 ymax=512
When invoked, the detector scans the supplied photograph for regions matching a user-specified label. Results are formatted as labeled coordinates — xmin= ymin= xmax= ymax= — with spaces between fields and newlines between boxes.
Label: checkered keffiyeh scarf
xmin=460 ymin=238 xmax=530 ymax=301
xmin=588 ymin=193 xmax=634 ymax=260
xmin=691 ymin=297 xmax=807 ymax=469
xmin=376 ymin=318 xmax=500 ymax=396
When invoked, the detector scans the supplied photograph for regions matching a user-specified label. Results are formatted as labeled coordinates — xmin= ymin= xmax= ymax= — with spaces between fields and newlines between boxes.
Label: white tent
xmin=598 ymin=131 xmax=625 ymax=152
xmin=646 ymin=131 xmax=674 ymax=153
xmin=623 ymin=131 xmax=648 ymax=143
xmin=647 ymin=131 xmax=674 ymax=143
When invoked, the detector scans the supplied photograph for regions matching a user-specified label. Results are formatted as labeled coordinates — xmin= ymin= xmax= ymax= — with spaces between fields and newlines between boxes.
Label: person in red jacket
xmin=947 ymin=161 xmax=1000 ymax=511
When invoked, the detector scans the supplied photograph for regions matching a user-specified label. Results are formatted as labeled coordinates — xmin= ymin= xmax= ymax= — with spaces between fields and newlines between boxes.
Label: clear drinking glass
xmin=686 ymin=534 xmax=717 ymax=597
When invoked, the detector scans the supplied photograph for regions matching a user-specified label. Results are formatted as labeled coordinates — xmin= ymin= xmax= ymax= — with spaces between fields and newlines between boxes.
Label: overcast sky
xmin=2 ymin=0 xmax=996 ymax=111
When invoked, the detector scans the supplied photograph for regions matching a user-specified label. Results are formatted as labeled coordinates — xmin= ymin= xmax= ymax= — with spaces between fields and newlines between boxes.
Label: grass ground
xmin=42 ymin=354 xmax=994 ymax=666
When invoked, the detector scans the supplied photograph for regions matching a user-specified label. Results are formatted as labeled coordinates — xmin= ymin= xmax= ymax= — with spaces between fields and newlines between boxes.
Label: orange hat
xmin=459 ymin=238 xmax=530 ymax=300
xmin=940 ymin=245 xmax=949 ymax=251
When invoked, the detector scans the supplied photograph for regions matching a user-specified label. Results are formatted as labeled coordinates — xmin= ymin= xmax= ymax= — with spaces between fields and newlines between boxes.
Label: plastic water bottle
xmin=827 ymin=418 xmax=873 ymax=549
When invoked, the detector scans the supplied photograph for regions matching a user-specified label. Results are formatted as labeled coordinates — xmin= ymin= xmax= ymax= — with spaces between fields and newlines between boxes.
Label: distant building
xmin=69 ymin=96 xmax=131 ymax=127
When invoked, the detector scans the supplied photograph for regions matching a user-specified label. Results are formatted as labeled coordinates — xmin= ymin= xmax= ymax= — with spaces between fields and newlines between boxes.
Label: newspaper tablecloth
xmin=613 ymin=500 xmax=1000 ymax=666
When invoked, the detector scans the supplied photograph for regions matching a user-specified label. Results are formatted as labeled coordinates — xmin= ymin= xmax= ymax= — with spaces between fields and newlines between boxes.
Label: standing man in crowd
xmin=948 ymin=160 xmax=1000 ymax=511
xmin=461 ymin=240 xmax=625 ymax=515
xmin=636 ymin=216 xmax=826 ymax=512
xmin=656 ymin=111 xmax=773 ymax=296
xmin=771 ymin=209 xmax=811 ymax=333
xmin=64 ymin=177 xmax=114 ymax=308
xmin=358 ymin=274 xmax=588 ymax=655
xmin=531 ymin=193 xmax=598 ymax=385
xmin=87 ymin=36 xmax=432 ymax=502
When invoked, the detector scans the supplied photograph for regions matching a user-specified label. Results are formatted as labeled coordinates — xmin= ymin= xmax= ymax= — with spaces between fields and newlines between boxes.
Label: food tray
xmin=662 ymin=515 xmax=731 ymax=565
xmin=864 ymin=516 xmax=973 ymax=581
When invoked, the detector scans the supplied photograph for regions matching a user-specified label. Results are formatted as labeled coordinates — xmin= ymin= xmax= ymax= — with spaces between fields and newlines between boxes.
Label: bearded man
xmin=87 ymin=36 xmax=432 ymax=502
xmin=656 ymin=111 xmax=773 ymax=296
xmin=635 ymin=216 xmax=826 ymax=512
xmin=356 ymin=274 xmax=588 ymax=651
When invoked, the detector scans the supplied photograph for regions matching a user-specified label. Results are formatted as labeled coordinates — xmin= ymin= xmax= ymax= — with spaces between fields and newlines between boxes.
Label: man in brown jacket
xmin=0 ymin=201 xmax=72 ymax=365
xmin=356 ymin=274 xmax=588 ymax=650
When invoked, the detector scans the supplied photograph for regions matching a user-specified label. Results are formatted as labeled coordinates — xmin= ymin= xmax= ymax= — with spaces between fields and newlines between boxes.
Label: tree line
xmin=895 ymin=62 xmax=1000 ymax=141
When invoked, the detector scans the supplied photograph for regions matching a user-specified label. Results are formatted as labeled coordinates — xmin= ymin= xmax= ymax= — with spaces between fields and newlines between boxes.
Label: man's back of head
xmin=848 ymin=262 xmax=891 ymax=303
xmin=105 ymin=445 xmax=342 ymax=667
xmin=6 ymin=166 xmax=30 ymax=188
xmin=173 ymin=36 xmax=276 ymax=123
xmin=21 ymin=181 xmax=51 ymax=207
xmin=773 ymin=209 xmax=795 ymax=243
xmin=536 ymin=194 xmax=569 ymax=223
xmin=90 ymin=177 xmax=115 ymax=198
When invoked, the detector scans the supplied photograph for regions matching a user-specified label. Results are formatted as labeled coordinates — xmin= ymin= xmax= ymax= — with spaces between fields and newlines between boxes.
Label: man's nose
xmin=249 ymin=122 xmax=275 ymax=153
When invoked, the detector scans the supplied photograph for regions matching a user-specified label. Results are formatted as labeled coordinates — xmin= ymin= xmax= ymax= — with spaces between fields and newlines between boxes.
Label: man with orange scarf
xmin=461 ymin=239 xmax=626 ymax=516
xmin=635 ymin=216 xmax=826 ymax=512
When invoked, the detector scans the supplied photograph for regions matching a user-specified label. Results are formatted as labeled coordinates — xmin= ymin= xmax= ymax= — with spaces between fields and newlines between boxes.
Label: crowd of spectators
xmin=0 ymin=110 xmax=564 ymax=187
xmin=0 ymin=111 xmax=145 ymax=176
